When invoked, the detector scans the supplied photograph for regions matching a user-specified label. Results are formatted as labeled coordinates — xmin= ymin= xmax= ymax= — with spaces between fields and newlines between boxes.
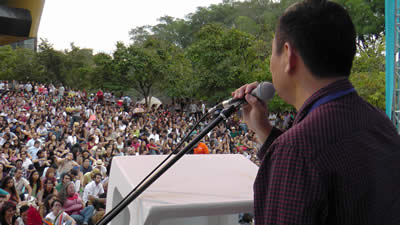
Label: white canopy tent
xmin=138 ymin=96 xmax=162 ymax=107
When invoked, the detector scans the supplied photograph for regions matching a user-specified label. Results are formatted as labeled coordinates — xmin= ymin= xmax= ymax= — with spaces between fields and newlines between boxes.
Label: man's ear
xmin=283 ymin=42 xmax=298 ymax=74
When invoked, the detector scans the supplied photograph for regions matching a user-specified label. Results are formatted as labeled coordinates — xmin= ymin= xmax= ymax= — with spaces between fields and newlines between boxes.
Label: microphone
xmin=209 ymin=82 xmax=275 ymax=113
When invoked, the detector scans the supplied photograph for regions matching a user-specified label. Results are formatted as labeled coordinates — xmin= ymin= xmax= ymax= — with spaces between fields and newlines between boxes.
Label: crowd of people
xmin=0 ymin=80 xmax=294 ymax=224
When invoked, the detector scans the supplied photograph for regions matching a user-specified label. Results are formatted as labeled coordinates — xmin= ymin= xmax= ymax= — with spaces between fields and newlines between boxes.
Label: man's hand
xmin=232 ymin=82 xmax=272 ymax=143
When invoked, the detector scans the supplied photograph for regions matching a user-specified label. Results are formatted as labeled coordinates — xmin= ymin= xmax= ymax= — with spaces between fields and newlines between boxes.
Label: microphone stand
xmin=97 ymin=104 xmax=239 ymax=225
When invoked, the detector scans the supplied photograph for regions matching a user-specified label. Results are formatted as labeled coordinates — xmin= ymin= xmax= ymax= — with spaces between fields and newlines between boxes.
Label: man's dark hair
xmin=36 ymin=150 xmax=43 ymax=157
xmin=275 ymin=0 xmax=356 ymax=78
xmin=94 ymin=173 xmax=102 ymax=179
xmin=50 ymin=198 xmax=63 ymax=208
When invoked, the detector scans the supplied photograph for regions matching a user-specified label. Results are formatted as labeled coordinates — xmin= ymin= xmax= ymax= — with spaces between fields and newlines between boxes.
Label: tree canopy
xmin=0 ymin=0 xmax=385 ymax=111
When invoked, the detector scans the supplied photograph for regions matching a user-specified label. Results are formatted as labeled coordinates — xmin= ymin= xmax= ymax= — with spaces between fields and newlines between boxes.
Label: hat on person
xmin=95 ymin=159 xmax=104 ymax=166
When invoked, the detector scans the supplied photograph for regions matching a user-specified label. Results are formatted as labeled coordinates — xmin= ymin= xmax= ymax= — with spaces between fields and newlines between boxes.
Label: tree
xmin=112 ymin=38 xmax=171 ymax=106
xmin=350 ymin=37 xmax=385 ymax=110
xmin=63 ymin=43 xmax=94 ymax=90
xmin=37 ymin=39 xmax=66 ymax=84
xmin=13 ymin=47 xmax=44 ymax=82
xmin=186 ymin=24 xmax=267 ymax=102
xmin=0 ymin=45 xmax=17 ymax=81
xmin=335 ymin=0 xmax=385 ymax=52
xmin=92 ymin=53 xmax=114 ymax=90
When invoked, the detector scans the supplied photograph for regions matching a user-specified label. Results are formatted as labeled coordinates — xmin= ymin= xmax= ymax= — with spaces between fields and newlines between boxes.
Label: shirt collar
xmin=294 ymin=79 xmax=355 ymax=124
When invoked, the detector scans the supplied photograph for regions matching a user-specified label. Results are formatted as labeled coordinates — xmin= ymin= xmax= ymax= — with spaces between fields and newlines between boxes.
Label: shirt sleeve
xmin=82 ymin=185 xmax=91 ymax=204
xmin=254 ymin=143 xmax=327 ymax=224
xmin=23 ymin=178 xmax=29 ymax=186
xmin=99 ymin=184 xmax=105 ymax=195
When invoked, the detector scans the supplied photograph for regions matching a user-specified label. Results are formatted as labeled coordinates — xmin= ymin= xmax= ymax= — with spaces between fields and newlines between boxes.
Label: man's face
xmin=95 ymin=175 xmax=102 ymax=184
xmin=67 ymin=153 xmax=73 ymax=160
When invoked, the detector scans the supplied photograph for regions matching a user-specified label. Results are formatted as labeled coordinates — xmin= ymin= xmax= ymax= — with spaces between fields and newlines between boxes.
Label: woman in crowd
xmin=37 ymin=178 xmax=58 ymax=204
xmin=28 ymin=170 xmax=42 ymax=198
xmin=1 ymin=177 xmax=20 ymax=204
xmin=42 ymin=167 xmax=57 ymax=187
xmin=59 ymin=182 xmax=94 ymax=225
xmin=0 ymin=201 xmax=17 ymax=225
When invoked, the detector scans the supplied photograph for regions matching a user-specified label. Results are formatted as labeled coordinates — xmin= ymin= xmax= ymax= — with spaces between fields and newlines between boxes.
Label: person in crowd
xmin=19 ymin=151 xmax=32 ymax=172
xmin=32 ymin=150 xmax=50 ymax=177
xmin=0 ymin=201 xmax=17 ymax=225
xmin=146 ymin=138 xmax=160 ymax=155
xmin=45 ymin=198 xmax=76 ymax=225
xmin=55 ymin=172 xmax=72 ymax=193
xmin=193 ymin=142 xmax=209 ymax=154
xmin=38 ymin=178 xmax=58 ymax=205
xmin=8 ymin=159 xmax=25 ymax=179
xmin=1 ymin=177 xmax=20 ymax=204
xmin=13 ymin=168 xmax=32 ymax=201
xmin=57 ymin=153 xmax=79 ymax=176
xmin=82 ymin=173 xmax=104 ymax=205
xmin=27 ymin=141 xmax=41 ymax=161
xmin=39 ymin=194 xmax=56 ymax=218
xmin=42 ymin=167 xmax=57 ymax=188
xmin=16 ymin=204 xmax=29 ymax=225
xmin=28 ymin=170 xmax=42 ymax=199
xmin=80 ymin=158 xmax=92 ymax=175
xmin=59 ymin=182 xmax=94 ymax=225
xmin=82 ymin=168 xmax=100 ymax=187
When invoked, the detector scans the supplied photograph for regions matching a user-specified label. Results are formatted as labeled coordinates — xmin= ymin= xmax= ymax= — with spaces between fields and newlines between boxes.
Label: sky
xmin=38 ymin=0 xmax=223 ymax=54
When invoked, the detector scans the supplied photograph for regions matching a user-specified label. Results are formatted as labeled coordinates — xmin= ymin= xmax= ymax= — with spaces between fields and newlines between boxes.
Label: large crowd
xmin=0 ymin=80 xmax=294 ymax=225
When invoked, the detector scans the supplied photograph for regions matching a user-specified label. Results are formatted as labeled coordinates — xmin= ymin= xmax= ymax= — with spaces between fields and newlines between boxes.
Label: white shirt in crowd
xmin=66 ymin=135 xmax=77 ymax=145
xmin=82 ymin=180 xmax=104 ymax=204
xmin=149 ymin=133 xmax=160 ymax=142
xmin=25 ymin=83 xmax=32 ymax=92
xmin=45 ymin=211 xmax=69 ymax=225
xmin=22 ymin=158 xmax=33 ymax=170
xmin=14 ymin=177 xmax=29 ymax=195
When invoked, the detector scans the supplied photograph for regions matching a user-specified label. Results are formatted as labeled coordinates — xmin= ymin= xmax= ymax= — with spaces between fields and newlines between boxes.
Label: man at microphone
xmin=233 ymin=0 xmax=400 ymax=224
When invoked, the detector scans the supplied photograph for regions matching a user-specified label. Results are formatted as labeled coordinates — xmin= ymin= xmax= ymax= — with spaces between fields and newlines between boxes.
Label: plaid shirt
xmin=255 ymin=79 xmax=400 ymax=225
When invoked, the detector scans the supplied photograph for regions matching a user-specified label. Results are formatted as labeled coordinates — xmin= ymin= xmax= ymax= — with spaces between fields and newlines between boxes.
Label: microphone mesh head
xmin=254 ymin=82 xmax=275 ymax=102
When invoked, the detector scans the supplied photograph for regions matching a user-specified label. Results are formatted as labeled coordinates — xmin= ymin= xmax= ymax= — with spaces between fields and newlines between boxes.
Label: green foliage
xmin=350 ymin=37 xmax=385 ymax=111
xmin=92 ymin=53 xmax=114 ymax=90
xmin=0 ymin=45 xmax=17 ymax=80
xmin=63 ymin=43 xmax=95 ymax=89
xmin=112 ymin=38 xmax=178 ymax=105
xmin=186 ymin=24 xmax=268 ymax=102
xmin=335 ymin=0 xmax=385 ymax=51
xmin=37 ymin=39 xmax=67 ymax=84
xmin=13 ymin=47 xmax=44 ymax=82
xmin=0 ymin=0 xmax=386 ymax=114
